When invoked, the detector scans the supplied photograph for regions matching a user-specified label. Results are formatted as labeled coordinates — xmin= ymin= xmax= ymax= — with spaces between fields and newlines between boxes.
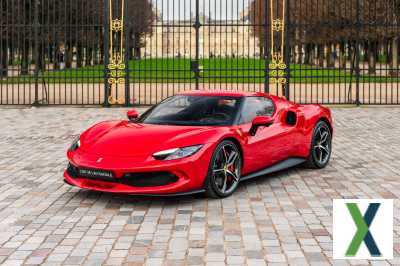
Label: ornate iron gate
xmin=0 ymin=0 xmax=399 ymax=105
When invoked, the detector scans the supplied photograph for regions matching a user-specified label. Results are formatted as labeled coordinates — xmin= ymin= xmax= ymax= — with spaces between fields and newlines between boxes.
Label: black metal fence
xmin=0 ymin=0 xmax=399 ymax=106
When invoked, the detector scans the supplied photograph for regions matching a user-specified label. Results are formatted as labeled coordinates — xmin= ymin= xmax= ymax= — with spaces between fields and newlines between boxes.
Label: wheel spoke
xmin=220 ymin=173 xmax=227 ymax=192
xmin=213 ymin=169 xmax=225 ymax=173
xmin=319 ymin=147 xmax=323 ymax=162
xmin=226 ymin=169 xmax=239 ymax=182
xmin=227 ymin=151 xmax=238 ymax=166
xmin=320 ymin=131 xmax=329 ymax=144
xmin=317 ymin=127 xmax=323 ymax=140
xmin=221 ymin=147 xmax=228 ymax=163
xmin=320 ymin=144 xmax=330 ymax=154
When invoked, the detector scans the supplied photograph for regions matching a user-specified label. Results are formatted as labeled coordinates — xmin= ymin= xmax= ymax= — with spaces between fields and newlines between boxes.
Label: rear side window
xmin=239 ymin=97 xmax=275 ymax=124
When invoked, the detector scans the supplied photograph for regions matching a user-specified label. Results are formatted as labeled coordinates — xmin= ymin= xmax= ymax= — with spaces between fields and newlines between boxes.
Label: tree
xmin=0 ymin=0 xmax=154 ymax=76
xmin=249 ymin=0 xmax=400 ymax=73
xmin=125 ymin=0 xmax=154 ymax=59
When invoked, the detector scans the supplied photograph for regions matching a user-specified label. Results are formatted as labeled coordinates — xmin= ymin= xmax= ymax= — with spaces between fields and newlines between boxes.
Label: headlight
xmin=153 ymin=145 xmax=203 ymax=160
xmin=70 ymin=135 xmax=81 ymax=151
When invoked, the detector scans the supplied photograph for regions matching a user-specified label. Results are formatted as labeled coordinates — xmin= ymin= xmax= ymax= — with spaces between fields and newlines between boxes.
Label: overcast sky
xmin=152 ymin=0 xmax=251 ymax=21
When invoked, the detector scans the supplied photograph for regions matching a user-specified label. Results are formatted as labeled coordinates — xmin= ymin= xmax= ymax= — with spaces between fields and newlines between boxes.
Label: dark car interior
xmin=139 ymin=96 xmax=242 ymax=126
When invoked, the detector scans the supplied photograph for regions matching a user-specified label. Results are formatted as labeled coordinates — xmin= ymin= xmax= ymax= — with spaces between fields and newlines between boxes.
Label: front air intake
xmin=122 ymin=172 xmax=178 ymax=187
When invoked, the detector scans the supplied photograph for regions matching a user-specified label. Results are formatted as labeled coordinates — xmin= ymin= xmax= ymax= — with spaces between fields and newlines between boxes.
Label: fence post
xmin=33 ymin=0 xmax=39 ymax=106
xmin=103 ymin=0 xmax=110 ymax=107
xmin=355 ymin=0 xmax=361 ymax=106
xmin=284 ymin=0 xmax=290 ymax=100
xmin=264 ymin=0 xmax=270 ymax=93
xmin=124 ymin=0 xmax=130 ymax=106
xmin=194 ymin=0 xmax=200 ymax=90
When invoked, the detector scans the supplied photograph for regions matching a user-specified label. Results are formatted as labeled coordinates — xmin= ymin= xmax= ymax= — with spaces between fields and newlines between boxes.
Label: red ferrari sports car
xmin=64 ymin=91 xmax=333 ymax=198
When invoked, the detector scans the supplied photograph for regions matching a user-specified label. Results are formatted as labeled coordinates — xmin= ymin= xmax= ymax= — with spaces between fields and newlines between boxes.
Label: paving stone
xmin=0 ymin=107 xmax=399 ymax=265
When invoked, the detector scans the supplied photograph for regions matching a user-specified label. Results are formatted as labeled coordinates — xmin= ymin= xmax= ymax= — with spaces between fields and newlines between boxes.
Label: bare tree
xmin=0 ymin=0 xmax=154 ymax=76
xmin=249 ymin=0 xmax=400 ymax=73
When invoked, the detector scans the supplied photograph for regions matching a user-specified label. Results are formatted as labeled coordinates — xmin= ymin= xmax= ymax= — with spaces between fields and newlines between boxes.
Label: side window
xmin=239 ymin=97 xmax=275 ymax=124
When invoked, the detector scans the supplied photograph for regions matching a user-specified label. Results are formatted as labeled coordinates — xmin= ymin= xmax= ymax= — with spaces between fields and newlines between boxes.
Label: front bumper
xmin=63 ymin=177 xmax=205 ymax=197
xmin=64 ymin=144 xmax=214 ymax=195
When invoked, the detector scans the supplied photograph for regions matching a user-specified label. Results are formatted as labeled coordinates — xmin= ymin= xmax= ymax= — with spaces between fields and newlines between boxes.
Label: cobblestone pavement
xmin=0 ymin=107 xmax=399 ymax=266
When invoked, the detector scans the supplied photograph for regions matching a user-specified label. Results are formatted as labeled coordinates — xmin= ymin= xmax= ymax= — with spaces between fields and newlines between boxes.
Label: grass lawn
xmin=2 ymin=58 xmax=399 ymax=84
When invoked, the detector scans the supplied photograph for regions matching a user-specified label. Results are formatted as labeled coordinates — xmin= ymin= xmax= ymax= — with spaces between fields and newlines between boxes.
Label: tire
xmin=305 ymin=121 xmax=332 ymax=169
xmin=204 ymin=140 xmax=242 ymax=198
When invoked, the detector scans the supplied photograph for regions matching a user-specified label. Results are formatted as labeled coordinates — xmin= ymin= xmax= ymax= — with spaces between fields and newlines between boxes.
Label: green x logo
xmin=346 ymin=203 xmax=381 ymax=257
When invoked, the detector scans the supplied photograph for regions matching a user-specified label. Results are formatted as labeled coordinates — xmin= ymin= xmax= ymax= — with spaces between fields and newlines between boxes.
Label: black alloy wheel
xmin=205 ymin=140 xmax=242 ymax=198
xmin=306 ymin=121 xmax=332 ymax=169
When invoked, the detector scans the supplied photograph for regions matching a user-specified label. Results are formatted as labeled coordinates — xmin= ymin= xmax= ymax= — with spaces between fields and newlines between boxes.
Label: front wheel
xmin=204 ymin=140 xmax=242 ymax=198
xmin=305 ymin=121 xmax=332 ymax=169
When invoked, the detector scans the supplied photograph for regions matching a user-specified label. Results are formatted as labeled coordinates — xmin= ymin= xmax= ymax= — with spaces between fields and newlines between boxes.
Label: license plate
xmin=79 ymin=168 xmax=114 ymax=181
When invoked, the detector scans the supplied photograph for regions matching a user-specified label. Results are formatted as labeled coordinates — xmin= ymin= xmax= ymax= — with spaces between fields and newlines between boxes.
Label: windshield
xmin=138 ymin=95 xmax=242 ymax=126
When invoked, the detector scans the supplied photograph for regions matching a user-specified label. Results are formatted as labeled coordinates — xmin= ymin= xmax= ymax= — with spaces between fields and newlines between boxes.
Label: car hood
xmin=80 ymin=121 xmax=223 ymax=157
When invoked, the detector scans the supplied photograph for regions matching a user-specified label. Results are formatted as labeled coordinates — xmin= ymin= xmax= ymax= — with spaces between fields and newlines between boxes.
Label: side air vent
xmin=286 ymin=111 xmax=297 ymax=126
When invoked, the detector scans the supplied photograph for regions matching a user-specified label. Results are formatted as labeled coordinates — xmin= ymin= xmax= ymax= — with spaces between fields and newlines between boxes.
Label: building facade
xmin=143 ymin=13 xmax=260 ymax=58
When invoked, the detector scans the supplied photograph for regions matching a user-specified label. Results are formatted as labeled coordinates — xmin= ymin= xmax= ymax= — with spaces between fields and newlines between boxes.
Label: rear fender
xmin=296 ymin=105 xmax=333 ymax=157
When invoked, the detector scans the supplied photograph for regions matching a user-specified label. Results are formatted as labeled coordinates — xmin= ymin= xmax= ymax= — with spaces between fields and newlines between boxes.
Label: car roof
xmin=177 ymin=90 xmax=268 ymax=98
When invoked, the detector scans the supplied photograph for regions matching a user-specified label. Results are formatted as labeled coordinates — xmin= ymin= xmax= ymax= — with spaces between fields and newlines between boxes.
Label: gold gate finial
xmin=270 ymin=0 xmax=287 ymax=85
xmin=107 ymin=0 xmax=125 ymax=105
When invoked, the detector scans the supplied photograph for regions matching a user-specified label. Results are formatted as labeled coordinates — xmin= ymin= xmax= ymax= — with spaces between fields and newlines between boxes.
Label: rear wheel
xmin=305 ymin=121 xmax=332 ymax=169
xmin=205 ymin=140 xmax=241 ymax=198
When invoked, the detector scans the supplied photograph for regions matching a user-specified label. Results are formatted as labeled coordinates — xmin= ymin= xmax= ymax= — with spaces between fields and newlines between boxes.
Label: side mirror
xmin=127 ymin=109 xmax=139 ymax=121
xmin=249 ymin=116 xmax=274 ymax=136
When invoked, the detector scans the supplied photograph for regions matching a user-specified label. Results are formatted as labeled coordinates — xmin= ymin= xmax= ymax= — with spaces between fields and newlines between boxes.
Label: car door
xmin=237 ymin=96 xmax=294 ymax=174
